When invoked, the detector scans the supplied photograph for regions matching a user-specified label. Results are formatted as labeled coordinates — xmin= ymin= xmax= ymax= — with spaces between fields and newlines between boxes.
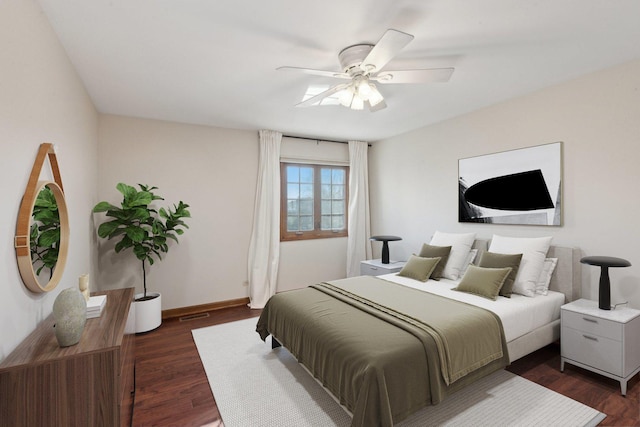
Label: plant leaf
xmin=125 ymin=226 xmax=147 ymax=243
xmin=93 ymin=201 xmax=118 ymax=213
xmin=97 ymin=220 xmax=123 ymax=238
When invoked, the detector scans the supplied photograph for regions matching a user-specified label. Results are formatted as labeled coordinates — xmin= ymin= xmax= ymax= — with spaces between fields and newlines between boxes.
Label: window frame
xmin=280 ymin=162 xmax=349 ymax=241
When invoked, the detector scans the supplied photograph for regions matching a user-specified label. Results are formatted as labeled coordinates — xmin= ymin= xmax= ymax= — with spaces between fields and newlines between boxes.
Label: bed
xmin=256 ymin=238 xmax=581 ymax=427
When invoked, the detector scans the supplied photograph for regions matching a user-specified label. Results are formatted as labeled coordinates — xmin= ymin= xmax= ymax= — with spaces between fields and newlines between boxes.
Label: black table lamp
xmin=370 ymin=235 xmax=402 ymax=264
xmin=580 ymin=256 xmax=631 ymax=310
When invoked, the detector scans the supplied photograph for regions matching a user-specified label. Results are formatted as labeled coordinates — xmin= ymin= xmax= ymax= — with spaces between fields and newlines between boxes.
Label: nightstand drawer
xmin=360 ymin=260 xmax=405 ymax=276
xmin=562 ymin=309 xmax=622 ymax=341
xmin=361 ymin=263 xmax=381 ymax=276
xmin=562 ymin=326 xmax=622 ymax=376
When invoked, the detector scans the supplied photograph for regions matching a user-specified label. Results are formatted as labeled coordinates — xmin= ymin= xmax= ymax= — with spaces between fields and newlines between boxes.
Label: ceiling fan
xmin=278 ymin=29 xmax=454 ymax=112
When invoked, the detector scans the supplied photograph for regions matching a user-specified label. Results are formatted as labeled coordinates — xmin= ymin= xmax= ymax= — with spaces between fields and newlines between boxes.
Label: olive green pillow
xmin=418 ymin=244 xmax=452 ymax=280
xmin=454 ymin=265 xmax=513 ymax=300
xmin=478 ymin=252 xmax=523 ymax=297
xmin=397 ymin=255 xmax=441 ymax=282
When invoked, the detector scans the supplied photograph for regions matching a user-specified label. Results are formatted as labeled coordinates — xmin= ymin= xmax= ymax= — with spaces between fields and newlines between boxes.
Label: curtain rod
xmin=283 ymin=134 xmax=371 ymax=147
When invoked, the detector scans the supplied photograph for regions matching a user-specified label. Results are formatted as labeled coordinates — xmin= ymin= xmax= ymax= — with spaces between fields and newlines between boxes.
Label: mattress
xmin=379 ymin=273 xmax=565 ymax=343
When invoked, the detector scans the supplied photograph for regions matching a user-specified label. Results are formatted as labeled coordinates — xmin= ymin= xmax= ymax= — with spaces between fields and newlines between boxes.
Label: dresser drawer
xmin=562 ymin=326 xmax=622 ymax=376
xmin=562 ymin=309 xmax=622 ymax=340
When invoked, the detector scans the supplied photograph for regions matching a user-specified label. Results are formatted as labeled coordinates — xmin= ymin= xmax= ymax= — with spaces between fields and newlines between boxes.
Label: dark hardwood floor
xmin=132 ymin=306 xmax=639 ymax=426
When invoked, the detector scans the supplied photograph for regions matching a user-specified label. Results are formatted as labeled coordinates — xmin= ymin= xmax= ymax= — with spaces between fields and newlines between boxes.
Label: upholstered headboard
xmin=471 ymin=239 xmax=581 ymax=303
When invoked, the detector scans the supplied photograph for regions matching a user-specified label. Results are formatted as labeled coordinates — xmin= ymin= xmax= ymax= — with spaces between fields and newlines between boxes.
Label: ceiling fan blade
xmin=295 ymin=83 xmax=351 ymax=107
xmin=368 ymin=99 xmax=387 ymax=112
xmin=372 ymin=68 xmax=454 ymax=84
xmin=360 ymin=29 xmax=414 ymax=73
xmin=277 ymin=66 xmax=350 ymax=80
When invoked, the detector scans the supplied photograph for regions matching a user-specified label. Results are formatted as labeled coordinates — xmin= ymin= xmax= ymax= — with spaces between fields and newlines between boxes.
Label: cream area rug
xmin=192 ymin=318 xmax=605 ymax=427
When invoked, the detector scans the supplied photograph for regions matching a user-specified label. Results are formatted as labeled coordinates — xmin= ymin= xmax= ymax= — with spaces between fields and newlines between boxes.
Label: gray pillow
xmin=454 ymin=265 xmax=513 ymax=300
xmin=397 ymin=255 xmax=441 ymax=282
xmin=478 ymin=252 xmax=523 ymax=297
xmin=418 ymin=243 xmax=452 ymax=280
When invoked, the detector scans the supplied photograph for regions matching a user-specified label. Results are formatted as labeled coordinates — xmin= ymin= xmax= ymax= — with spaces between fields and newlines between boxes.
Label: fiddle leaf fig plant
xmin=93 ymin=183 xmax=191 ymax=300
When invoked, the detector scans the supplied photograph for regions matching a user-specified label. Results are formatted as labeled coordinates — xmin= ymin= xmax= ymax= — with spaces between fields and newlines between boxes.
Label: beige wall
xmin=0 ymin=0 xmax=98 ymax=360
xmin=369 ymin=58 xmax=640 ymax=308
xmin=96 ymin=116 xmax=259 ymax=308
xmin=278 ymin=137 xmax=349 ymax=291
xmin=95 ymin=123 xmax=349 ymax=308
xmin=4 ymin=0 xmax=640 ymax=362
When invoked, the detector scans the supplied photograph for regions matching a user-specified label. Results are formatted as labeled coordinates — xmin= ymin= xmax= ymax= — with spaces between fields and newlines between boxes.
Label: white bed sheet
xmin=378 ymin=273 xmax=565 ymax=343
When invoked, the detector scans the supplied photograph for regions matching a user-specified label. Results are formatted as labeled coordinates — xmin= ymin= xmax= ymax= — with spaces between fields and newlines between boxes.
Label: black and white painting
xmin=459 ymin=142 xmax=562 ymax=226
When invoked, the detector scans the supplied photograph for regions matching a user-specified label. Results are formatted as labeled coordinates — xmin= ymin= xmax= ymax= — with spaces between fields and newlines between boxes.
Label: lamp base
xmin=381 ymin=242 xmax=390 ymax=264
xmin=599 ymin=267 xmax=611 ymax=310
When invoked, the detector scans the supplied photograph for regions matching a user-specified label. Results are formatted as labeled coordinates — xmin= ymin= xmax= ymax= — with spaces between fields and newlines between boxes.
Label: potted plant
xmin=93 ymin=183 xmax=191 ymax=333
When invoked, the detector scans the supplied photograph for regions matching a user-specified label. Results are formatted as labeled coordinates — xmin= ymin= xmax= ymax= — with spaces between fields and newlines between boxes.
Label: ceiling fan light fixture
xmin=338 ymin=87 xmax=354 ymax=107
xmin=356 ymin=78 xmax=373 ymax=100
xmin=368 ymin=84 xmax=384 ymax=107
xmin=350 ymin=95 xmax=364 ymax=111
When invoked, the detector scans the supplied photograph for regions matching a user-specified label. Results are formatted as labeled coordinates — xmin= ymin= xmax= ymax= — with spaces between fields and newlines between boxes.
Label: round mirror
xmin=15 ymin=144 xmax=69 ymax=293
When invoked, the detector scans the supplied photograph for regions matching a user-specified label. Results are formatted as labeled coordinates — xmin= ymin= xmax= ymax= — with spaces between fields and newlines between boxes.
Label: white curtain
xmin=248 ymin=130 xmax=282 ymax=308
xmin=346 ymin=140 xmax=372 ymax=277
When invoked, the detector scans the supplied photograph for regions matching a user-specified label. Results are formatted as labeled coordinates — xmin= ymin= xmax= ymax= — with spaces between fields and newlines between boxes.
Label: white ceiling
xmin=37 ymin=0 xmax=640 ymax=142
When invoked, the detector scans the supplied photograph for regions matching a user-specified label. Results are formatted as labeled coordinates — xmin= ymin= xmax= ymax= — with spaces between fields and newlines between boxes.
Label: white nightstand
xmin=560 ymin=298 xmax=640 ymax=395
xmin=360 ymin=259 xmax=406 ymax=276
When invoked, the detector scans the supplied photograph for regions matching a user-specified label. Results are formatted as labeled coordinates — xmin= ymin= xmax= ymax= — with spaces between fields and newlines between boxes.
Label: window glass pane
xmin=321 ymin=200 xmax=331 ymax=215
xmin=332 ymin=169 xmax=345 ymax=184
xmin=321 ymin=184 xmax=331 ymax=199
xmin=300 ymin=215 xmax=314 ymax=231
xmin=300 ymin=184 xmax=313 ymax=199
xmin=321 ymin=215 xmax=331 ymax=230
xmin=321 ymin=168 xmax=331 ymax=184
xmin=287 ymin=200 xmax=298 ymax=215
xmin=332 ymin=200 xmax=344 ymax=215
xmin=300 ymin=200 xmax=313 ymax=215
xmin=332 ymin=184 xmax=344 ymax=199
xmin=287 ymin=166 xmax=300 ymax=183
xmin=287 ymin=216 xmax=299 ymax=231
xmin=287 ymin=183 xmax=299 ymax=199
xmin=300 ymin=167 xmax=314 ymax=183
xmin=332 ymin=215 xmax=344 ymax=230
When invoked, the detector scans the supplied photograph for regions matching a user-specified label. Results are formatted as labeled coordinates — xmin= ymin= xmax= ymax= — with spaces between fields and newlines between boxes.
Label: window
xmin=281 ymin=163 xmax=348 ymax=241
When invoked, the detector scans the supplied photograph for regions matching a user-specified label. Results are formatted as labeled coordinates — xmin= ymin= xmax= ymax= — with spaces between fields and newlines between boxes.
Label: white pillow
xmin=458 ymin=249 xmax=478 ymax=277
xmin=535 ymin=257 xmax=558 ymax=295
xmin=430 ymin=231 xmax=476 ymax=280
xmin=488 ymin=235 xmax=552 ymax=297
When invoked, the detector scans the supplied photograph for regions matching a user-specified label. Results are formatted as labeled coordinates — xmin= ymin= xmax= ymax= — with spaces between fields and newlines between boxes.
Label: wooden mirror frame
xmin=15 ymin=143 xmax=70 ymax=293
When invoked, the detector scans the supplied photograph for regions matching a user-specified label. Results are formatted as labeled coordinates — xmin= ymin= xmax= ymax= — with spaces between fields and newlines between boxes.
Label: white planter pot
xmin=134 ymin=292 xmax=162 ymax=333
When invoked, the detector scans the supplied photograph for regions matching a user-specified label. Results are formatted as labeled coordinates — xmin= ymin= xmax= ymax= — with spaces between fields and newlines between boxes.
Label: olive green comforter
xmin=256 ymin=275 xmax=509 ymax=427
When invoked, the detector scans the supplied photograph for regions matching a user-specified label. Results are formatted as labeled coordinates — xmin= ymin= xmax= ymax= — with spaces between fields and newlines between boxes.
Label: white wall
xmin=369 ymin=58 xmax=640 ymax=309
xmin=0 ymin=0 xmax=98 ymax=360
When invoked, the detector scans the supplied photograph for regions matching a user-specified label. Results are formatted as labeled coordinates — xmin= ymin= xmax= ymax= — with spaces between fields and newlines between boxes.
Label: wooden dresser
xmin=0 ymin=288 xmax=136 ymax=426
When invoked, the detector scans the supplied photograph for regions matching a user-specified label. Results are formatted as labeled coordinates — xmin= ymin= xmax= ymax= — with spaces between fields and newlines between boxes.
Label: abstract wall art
xmin=459 ymin=142 xmax=562 ymax=226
